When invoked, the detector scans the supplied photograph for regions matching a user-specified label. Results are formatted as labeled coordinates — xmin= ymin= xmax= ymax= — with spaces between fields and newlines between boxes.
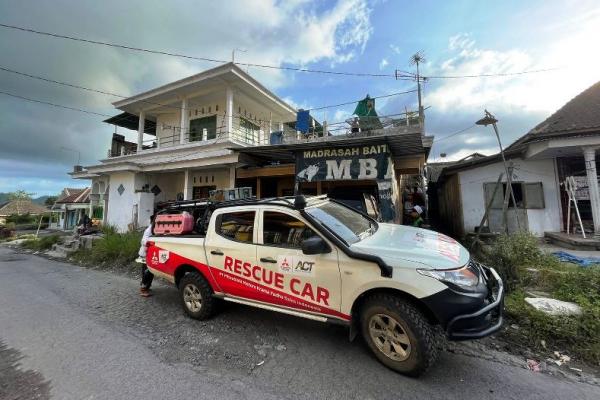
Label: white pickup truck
xmin=146 ymin=195 xmax=503 ymax=376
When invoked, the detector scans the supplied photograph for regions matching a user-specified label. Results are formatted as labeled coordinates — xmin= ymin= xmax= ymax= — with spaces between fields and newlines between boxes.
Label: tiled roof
xmin=0 ymin=200 xmax=49 ymax=216
xmin=56 ymin=187 xmax=90 ymax=204
xmin=509 ymin=80 xmax=600 ymax=149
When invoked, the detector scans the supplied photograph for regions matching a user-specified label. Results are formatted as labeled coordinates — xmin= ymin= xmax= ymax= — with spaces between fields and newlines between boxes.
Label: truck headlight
xmin=417 ymin=265 xmax=479 ymax=288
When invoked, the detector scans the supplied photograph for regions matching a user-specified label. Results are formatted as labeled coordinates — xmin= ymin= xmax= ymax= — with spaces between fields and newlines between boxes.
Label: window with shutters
xmin=483 ymin=181 xmax=544 ymax=209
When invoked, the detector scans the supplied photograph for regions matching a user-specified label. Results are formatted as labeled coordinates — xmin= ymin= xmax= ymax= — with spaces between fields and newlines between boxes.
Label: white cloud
xmin=0 ymin=0 xmax=377 ymax=194
xmin=379 ymin=58 xmax=389 ymax=70
xmin=427 ymin=10 xmax=600 ymax=116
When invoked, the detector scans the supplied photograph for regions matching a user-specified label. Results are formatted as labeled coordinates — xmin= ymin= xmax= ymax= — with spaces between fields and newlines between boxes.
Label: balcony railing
xmin=106 ymin=111 xmax=422 ymax=158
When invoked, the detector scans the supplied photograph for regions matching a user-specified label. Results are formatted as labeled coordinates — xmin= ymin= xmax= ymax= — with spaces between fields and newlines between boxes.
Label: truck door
xmin=256 ymin=209 xmax=343 ymax=318
xmin=205 ymin=209 xmax=258 ymax=299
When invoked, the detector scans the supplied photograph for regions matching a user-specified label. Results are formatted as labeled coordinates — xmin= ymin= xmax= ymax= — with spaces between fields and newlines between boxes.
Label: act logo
xmin=151 ymin=253 xmax=159 ymax=266
xmin=294 ymin=260 xmax=315 ymax=274
xmin=277 ymin=255 xmax=316 ymax=276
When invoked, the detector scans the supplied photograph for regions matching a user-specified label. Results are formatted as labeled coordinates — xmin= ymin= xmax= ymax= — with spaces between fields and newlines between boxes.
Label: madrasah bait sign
xmin=296 ymin=144 xmax=392 ymax=182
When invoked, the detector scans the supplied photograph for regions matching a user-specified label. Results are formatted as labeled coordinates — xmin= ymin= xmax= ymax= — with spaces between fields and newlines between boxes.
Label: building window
xmin=483 ymin=181 xmax=544 ymax=209
xmin=216 ymin=104 xmax=219 ymax=112
xmin=189 ymin=115 xmax=217 ymax=141
xmin=216 ymin=211 xmax=255 ymax=243
xmin=240 ymin=117 xmax=259 ymax=143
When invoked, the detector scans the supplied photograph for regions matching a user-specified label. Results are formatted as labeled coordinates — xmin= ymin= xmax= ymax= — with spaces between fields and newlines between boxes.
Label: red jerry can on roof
xmin=154 ymin=213 xmax=194 ymax=235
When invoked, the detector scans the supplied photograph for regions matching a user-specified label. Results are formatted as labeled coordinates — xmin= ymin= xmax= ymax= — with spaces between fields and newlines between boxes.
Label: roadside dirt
xmin=7 ymin=243 xmax=600 ymax=386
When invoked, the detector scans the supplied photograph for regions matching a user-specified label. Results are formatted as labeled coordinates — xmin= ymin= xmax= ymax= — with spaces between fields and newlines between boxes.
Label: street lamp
xmin=476 ymin=110 xmax=520 ymax=231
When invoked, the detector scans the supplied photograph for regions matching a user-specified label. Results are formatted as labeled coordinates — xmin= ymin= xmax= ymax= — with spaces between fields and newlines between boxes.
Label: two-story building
xmin=72 ymin=63 xmax=296 ymax=231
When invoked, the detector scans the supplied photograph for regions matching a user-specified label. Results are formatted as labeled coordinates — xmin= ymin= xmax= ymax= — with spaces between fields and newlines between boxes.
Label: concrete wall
xmin=155 ymin=95 xmax=278 ymax=146
xmin=189 ymin=168 xmax=231 ymax=190
xmin=106 ymin=171 xmax=139 ymax=232
xmin=457 ymin=158 xmax=561 ymax=236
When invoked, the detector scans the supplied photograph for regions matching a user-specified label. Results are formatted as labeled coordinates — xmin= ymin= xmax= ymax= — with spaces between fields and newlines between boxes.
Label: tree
xmin=44 ymin=196 xmax=58 ymax=206
xmin=7 ymin=190 xmax=35 ymax=215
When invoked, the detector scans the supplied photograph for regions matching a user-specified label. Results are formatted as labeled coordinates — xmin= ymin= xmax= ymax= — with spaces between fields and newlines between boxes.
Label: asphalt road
xmin=1 ymin=246 xmax=599 ymax=400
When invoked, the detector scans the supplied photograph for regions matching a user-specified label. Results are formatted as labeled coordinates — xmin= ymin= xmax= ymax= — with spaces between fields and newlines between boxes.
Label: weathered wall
xmin=457 ymin=158 xmax=561 ymax=236
xmin=106 ymin=171 xmax=139 ymax=232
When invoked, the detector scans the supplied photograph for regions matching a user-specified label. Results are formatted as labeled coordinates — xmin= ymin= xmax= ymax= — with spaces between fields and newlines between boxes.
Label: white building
xmin=50 ymin=188 xmax=91 ymax=230
xmin=434 ymin=80 xmax=600 ymax=240
xmin=72 ymin=63 xmax=296 ymax=232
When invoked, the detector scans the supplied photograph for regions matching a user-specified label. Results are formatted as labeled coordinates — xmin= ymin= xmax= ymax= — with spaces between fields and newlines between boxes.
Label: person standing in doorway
xmin=137 ymin=214 xmax=155 ymax=297
xmin=410 ymin=205 xmax=424 ymax=227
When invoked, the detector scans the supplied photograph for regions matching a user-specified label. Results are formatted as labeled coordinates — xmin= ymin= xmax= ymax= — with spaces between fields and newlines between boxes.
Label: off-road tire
xmin=178 ymin=271 xmax=216 ymax=320
xmin=360 ymin=294 xmax=440 ymax=376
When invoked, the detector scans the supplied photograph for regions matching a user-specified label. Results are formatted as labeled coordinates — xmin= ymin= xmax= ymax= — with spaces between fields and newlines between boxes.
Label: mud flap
xmin=348 ymin=316 xmax=358 ymax=341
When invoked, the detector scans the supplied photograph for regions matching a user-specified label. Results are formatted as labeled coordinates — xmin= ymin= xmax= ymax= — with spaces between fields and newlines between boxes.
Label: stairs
xmin=47 ymin=236 xmax=80 ymax=258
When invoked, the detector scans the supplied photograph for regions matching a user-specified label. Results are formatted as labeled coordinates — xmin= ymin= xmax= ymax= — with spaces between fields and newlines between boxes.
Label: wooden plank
xmin=236 ymin=164 xmax=295 ymax=178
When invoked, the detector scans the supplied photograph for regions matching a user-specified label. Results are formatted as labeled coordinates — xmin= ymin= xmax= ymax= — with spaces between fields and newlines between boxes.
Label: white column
xmin=229 ymin=165 xmax=236 ymax=188
xmin=226 ymin=86 xmax=233 ymax=137
xmin=180 ymin=98 xmax=188 ymax=144
xmin=183 ymin=169 xmax=193 ymax=200
xmin=137 ymin=111 xmax=145 ymax=152
xmin=583 ymin=147 xmax=600 ymax=236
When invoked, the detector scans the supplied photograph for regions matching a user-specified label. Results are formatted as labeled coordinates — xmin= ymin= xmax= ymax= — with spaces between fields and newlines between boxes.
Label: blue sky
xmin=1 ymin=0 xmax=599 ymax=195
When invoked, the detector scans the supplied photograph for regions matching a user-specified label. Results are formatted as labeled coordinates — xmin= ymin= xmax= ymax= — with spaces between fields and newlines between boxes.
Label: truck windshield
xmin=306 ymin=201 xmax=376 ymax=245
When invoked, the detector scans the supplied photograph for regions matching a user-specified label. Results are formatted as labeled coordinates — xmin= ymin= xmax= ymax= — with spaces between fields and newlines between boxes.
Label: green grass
xmin=477 ymin=232 xmax=600 ymax=365
xmin=20 ymin=234 xmax=62 ymax=251
xmin=71 ymin=228 xmax=142 ymax=266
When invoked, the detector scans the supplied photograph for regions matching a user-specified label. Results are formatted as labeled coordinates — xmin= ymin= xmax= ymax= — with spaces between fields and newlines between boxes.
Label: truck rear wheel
xmin=178 ymin=271 xmax=216 ymax=320
xmin=360 ymin=294 xmax=439 ymax=376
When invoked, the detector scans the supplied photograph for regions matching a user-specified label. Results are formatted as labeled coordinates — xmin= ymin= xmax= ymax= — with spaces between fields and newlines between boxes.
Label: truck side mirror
xmin=301 ymin=236 xmax=330 ymax=255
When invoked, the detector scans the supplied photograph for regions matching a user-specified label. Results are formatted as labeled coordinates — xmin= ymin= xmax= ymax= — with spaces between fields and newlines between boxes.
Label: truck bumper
xmin=422 ymin=263 xmax=504 ymax=341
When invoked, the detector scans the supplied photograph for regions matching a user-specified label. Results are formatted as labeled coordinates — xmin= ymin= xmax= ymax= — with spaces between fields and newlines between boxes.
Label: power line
xmin=0 ymin=23 xmax=560 ymax=81
xmin=0 ymin=23 xmax=398 ymax=79
xmin=0 ymin=65 xmax=418 ymax=126
xmin=432 ymin=124 xmax=476 ymax=143
xmin=0 ymin=90 xmax=110 ymax=117
xmin=307 ymin=89 xmax=417 ymax=111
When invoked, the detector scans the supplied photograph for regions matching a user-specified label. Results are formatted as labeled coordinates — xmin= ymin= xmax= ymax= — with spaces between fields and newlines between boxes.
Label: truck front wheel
xmin=360 ymin=294 xmax=440 ymax=376
xmin=178 ymin=271 xmax=216 ymax=320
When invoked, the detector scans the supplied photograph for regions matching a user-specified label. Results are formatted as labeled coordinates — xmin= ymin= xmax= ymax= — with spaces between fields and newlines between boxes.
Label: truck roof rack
xmin=158 ymin=195 xmax=329 ymax=212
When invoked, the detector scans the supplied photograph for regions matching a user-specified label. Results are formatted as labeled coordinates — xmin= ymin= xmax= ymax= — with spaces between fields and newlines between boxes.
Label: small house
xmin=434 ymin=81 xmax=600 ymax=240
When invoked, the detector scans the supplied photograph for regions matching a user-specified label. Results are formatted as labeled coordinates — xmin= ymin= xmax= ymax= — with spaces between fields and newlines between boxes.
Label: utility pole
xmin=476 ymin=110 xmax=521 ymax=233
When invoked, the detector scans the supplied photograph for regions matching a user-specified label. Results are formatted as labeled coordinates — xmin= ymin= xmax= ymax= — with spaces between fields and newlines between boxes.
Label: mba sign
xmin=296 ymin=144 xmax=392 ymax=182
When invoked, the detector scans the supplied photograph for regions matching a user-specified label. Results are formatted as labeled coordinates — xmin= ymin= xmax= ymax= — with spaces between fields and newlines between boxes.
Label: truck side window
xmin=216 ymin=211 xmax=255 ymax=243
xmin=263 ymin=211 xmax=316 ymax=249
